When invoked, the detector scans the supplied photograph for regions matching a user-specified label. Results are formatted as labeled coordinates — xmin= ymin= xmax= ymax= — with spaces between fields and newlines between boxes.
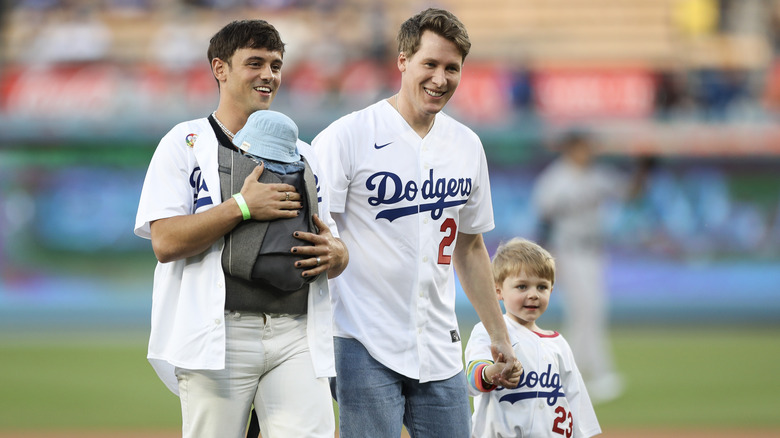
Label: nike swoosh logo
xmin=374 ymin=142 xmax=392 ymax=149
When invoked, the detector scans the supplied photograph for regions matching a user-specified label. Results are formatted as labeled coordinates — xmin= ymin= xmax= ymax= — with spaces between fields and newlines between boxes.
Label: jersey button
xmin=422 ymin=256 xmax=428 ymax=262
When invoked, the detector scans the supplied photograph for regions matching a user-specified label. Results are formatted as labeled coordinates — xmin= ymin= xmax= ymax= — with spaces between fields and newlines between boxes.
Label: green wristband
xmin=232 ymin=193 xmax=251 ymax=220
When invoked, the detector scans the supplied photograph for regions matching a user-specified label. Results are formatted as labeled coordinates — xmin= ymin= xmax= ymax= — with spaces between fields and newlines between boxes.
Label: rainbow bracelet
xmin=467 ymin=360 xmax=497 ymax=392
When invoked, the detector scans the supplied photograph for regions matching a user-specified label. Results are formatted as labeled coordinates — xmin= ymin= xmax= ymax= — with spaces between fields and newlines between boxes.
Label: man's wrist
xmin=232 ymin=193 xmax=251 ymax=220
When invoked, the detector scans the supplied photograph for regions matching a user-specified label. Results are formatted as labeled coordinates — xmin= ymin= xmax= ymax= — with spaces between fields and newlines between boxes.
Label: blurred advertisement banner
xmin=0 ymin=64 xmax=216 ymax=132
xmin=448 ymin=63 xmax=513 ymax=124
xmin=534 ymin=69 xmax=656 ymax=120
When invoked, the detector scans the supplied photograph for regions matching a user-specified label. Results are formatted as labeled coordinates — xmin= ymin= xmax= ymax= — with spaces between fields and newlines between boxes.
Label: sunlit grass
xmin=1 ymin=325 xmax=778 ymax=431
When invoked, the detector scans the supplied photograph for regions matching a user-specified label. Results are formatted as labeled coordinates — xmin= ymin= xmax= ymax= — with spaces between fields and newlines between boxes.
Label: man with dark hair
xmin=135 ymin=19 xmax=347 ymax=438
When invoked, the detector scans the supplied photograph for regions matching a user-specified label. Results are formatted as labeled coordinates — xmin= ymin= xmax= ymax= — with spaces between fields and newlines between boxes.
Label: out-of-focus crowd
xmin=2 ymin=0 xmax=780 ymax=130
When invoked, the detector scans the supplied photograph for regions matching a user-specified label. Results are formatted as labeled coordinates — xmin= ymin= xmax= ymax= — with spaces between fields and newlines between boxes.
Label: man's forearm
xmin=452 ymin=233 xmax=510 ymax=343
xmin=150 ymin=198 xmax=243 ymax=263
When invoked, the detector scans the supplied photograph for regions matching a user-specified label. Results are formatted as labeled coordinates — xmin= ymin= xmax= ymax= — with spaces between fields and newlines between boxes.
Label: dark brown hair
xmin=207 ymin=19 xmax=285 ymax=67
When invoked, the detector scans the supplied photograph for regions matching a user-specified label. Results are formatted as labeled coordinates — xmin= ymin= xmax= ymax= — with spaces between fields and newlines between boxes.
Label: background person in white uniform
xmin=313 ymin=8 xmax=519 ymax=438
xmin=134 ymin=19 xmax=348 ymax=438
xmin=532 ymin=130 xmax=651 ymax=403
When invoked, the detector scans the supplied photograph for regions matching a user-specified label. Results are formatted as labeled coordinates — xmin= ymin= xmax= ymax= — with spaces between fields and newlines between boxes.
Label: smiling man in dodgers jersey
xmin=134 ymin=20 xmax=348 ymax=438
xmin=313 ymin=8 xmax=521 ymax=438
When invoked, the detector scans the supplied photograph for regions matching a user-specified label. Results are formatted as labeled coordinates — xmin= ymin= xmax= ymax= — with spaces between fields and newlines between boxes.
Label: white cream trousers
xmin=175 ymin=312 xmax=334 ymax=438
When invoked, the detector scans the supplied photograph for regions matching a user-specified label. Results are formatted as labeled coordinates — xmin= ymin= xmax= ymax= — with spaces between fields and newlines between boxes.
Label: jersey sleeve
xmin=457 ymin=140 xmax=494 ymax=234
xmin=464 ymin=322 xmax=497 ymax=396
xmin=466 ymin=360 xmax=497 ymax=394
xmin=311 ymin=118 xmax=354 ymax=214
xmin=298 ymin=140 xmax=339 ymax=239
xmin=134 ymin=129 xmax=198 ymax=240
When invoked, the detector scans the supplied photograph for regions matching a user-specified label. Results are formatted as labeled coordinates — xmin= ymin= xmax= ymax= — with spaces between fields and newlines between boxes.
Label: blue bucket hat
xmin=232 ymin=110 xmax=301 ymax=163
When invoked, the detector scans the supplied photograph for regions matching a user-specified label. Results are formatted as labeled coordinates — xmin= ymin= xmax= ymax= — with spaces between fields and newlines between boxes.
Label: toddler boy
xmin=465 ymin=238 xmax=601 ymax=437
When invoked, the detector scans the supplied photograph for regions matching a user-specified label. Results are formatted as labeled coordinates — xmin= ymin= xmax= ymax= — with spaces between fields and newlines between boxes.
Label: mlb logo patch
xmin=450 ymin=330 xmax=461 ymax=343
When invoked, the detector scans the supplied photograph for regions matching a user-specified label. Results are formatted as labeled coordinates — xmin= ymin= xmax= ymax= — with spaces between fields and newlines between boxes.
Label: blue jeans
xmin=332 ymin=337 xmax=471 ymax=438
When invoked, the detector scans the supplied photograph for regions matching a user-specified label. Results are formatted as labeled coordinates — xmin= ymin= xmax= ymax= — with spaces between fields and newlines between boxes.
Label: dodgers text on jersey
xmin=366 ymin=169 xmax=472 ymax=222
xmin=190 ymin=166 xmax=212 ymax=210
xmin=495 ymin=364 xmax=565 ymax=406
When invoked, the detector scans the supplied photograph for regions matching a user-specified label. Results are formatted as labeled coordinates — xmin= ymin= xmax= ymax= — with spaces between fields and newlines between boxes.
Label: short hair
xmin=557 ymin=129 xmax=593 ymax=152
xmin=207 ymin=19 xmax=286 ymax=67
xmin=492 ymin=238 xmax=555 ymax=287
xmin=397 ymin=8 xmax=471 ymax=61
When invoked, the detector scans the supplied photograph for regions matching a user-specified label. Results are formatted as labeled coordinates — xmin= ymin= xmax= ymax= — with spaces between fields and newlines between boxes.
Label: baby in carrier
xmin=221 ymin=110 xmax=318 ymax=302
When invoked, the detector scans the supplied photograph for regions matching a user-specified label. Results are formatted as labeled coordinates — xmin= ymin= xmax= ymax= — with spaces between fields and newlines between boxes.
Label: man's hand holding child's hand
xmin=484 ymin=352 xmax=523 ymax=389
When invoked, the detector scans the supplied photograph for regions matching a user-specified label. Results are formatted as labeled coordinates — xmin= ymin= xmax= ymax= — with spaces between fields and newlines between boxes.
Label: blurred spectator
xmin=149 ymin=5 xmax=209 ymax=72
xmin=247 ymin=0 xmax=299 ymax=9
xmin=509 ymin=62 xmax=534 ymax=114
xmin=24 ymin=4 xmax=111 ymax=65
xmin=363 ymin=0 xmax=391 ymax=62
xmin=286 ymin=12 xmax=348 ymax=105
xmin=194 ymin=0 xmax=242 ymax=10
xmin=694 ymin=68 xmax=752 ymax=120
xmin=717 ymin=0 xmax=766 ymax=35
xmin=103 ymin=0 xmax=152 ymax=15
xmin=531 ymin=130 xmax=653 ymax=404
xmin=15 ymin=0 xmax=61 ymax=11
xmin=772 ymin=0 xmax=780 ymax=52
xmin=655 ymin=68 xmax=699 ymax=120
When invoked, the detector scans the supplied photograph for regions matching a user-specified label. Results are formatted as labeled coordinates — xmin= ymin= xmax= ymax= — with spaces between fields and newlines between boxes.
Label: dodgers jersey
xmin=313 ymin=99 xmax=494 ymax=382
xmin=465 ymin=316 xmax=601 ymax=438
xmin=135 ymin=118 xmax=336 ymax=394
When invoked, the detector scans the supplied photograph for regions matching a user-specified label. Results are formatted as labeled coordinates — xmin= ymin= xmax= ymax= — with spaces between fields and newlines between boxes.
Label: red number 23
xmin=552 ymin=406 xmax=573 ymax=437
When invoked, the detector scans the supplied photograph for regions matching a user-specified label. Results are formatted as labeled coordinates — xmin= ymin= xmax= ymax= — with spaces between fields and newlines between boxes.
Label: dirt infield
xmin=2 ymin=429 xmax=779 ymax=438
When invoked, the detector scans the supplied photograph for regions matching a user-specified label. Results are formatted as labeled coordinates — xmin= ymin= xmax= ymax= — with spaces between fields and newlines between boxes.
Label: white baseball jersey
xmin=532 ymin=157 xmax=627 ymax=386
xmin=312 ymin=99 xmax=494 ymax=382
xmin=532 ymin=158 xmax=627 ymax=251
xmin=134 ymin=117 xmax=336 ymax=394
xmin=465 ymin=316 xmax=601 ymax=438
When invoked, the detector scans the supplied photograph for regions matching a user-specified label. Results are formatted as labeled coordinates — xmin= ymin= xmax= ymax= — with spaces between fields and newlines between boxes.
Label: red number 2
xmin=438 ymin=218 xmax=457 ymax=264
xmin=552 ymin=406 xmax=573 ymax=437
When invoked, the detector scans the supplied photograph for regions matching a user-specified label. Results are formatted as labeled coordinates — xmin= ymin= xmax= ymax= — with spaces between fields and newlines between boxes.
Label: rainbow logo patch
xmin=186 ymin=133 xmax=198 ymax=148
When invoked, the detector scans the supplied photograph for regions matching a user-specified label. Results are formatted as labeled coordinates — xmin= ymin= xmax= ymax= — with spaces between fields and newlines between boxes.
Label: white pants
xmin=175 ymin=312 xmax=334 ymax=438
xmin=554 ymin=249 xmax=617 ymax=382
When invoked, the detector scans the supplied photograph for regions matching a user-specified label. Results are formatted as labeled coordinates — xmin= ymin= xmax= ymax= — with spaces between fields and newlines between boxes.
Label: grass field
xmin=1 ymin=325 xmax=779 ymax=436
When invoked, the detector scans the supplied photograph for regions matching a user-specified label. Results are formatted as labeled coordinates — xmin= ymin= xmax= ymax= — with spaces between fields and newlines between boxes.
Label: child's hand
xmin=501 ymin=359 xmax=524 ymax=389
xmin=485 ymin=353 xmax=523 ymax=388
